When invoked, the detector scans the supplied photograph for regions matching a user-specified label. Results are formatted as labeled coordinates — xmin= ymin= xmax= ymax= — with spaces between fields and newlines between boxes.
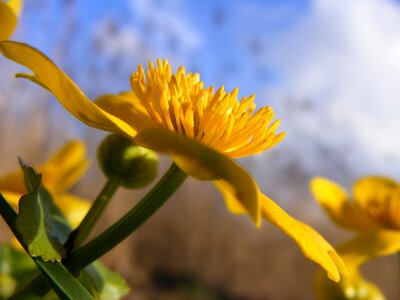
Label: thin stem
xmin=11 ymin=163 xmax=187 ymax=298
xmin=65 ymin=176 xmax=122 ymax=251
xmin=66 ymin=163 xmax=187 ymax=271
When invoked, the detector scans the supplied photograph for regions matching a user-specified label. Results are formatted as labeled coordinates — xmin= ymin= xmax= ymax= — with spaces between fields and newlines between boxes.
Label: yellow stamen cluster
xmin=131 ymin=59 xmax=285 ymax=158
xmin=364 ymin=186 xmax=400 ymax=229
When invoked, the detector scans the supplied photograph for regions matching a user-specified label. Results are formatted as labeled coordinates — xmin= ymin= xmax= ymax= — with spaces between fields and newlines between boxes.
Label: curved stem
xmin=11 ymin=163 xmax=187 ymax=299
xmin=68 ymin=163 xmax=187 ymax=269
xmin=65 ymin=176 xmax=122 ymax=251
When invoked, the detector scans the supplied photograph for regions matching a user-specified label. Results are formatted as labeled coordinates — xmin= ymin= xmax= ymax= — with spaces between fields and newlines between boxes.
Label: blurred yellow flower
xmin=315 ymin=267 xmax=385 ymax=300
xmin=0 ymin=41 xmax=347 ymax=282
xmin=311 ymin=176 xmax=400 ymax=299
xmin=0 ymin=0 xmax=23 ymax=40
xmin=0 ymin=141 xmax=90 ymax=228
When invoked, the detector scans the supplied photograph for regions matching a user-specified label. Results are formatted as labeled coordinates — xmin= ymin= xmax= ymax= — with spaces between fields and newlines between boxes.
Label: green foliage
xmin=0 ymin=160 xmax=129 ymax=299
xmin=79 ymin=262 xmax=129 ymax=300
xmin=34 ymin=259 xmax=94 ymax=300
xmin=15 ymin=161 xmax=71 ymax=262
xmin=0 ymin=244 xmax=128 ymax=300
xmin=0 ymin=193 xmax=94 ymax=300
xmin=0 ymin=244 xmax=36 ymax=299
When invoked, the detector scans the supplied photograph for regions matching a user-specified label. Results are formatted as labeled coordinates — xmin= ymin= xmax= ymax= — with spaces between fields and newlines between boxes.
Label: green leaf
xmin=79 ymin=262 xmax=129 ymax=300
xmin=0 ymin=244 xmax=36 ymax=299
xmin=0 ymin=194 xmax=94 ymax=300
xmin=15 ymin=161 xmax=71 ymax=262
xmin=20 ymin=159 xmax=72 ymax=242
xmin=34 ymin=261 xmax=94 ymax=300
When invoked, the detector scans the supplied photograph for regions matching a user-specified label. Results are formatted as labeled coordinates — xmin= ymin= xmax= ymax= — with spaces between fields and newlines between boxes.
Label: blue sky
xmin=1 ymin=0 xmax=400 ymax=205
xmin=18 ymin=0 xmax=310 ymax=96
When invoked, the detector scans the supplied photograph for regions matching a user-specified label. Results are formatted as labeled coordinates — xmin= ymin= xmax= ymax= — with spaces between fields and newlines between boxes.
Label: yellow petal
xmin=0 ymin=0 xmax=23 ymax=40
xmin=0 ymin=191 xmax=22 ymax=208
xmin=353 ymin=176 xmax=400 ymax=229
xmin=134 ymin=127 xmax=261 ymax=225
xmin=54 ymin=193 xmax=91 ymax=229
xmin=314 ymin=229 xmax=396 ymax=300
xmin=0 ymin=2 xmax=17 ymax=41
xmin=310 ymin=177 xmax=377 ymax=231
xmin=95 ymin=92 xmax=156 ymax=132
xmin=0 ymin=41 xmax=137 ymax=138
xmin=337 ymin=230 xmax=400 ymax=269
xmin=0 ymin=170 xmax=24 ymax=194
xmin=314 ymin=267 xmax=386 ymax=300
xmin=260 ymin=193 xmax=347 ymax=282
xmin=4 ymin=0 xmax=22 ymax=14
xmin=38 ymin=141 xmax=89 ymax=194
xmin=214 ymin=181 xmax=248 ymax=214
xmin=353 ymin=177 xmax=397 ymax=203
xmin=1 ymin=188 xmax=90 ymax=229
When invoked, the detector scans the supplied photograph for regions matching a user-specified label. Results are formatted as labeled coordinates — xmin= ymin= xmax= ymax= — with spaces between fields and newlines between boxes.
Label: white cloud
xmin=94 ymin=22 xmax=142 ymax=57
xmin=90 ymin=0 xmax=204 ymax=82
xmin=256 ymin=0 xmax=400 ymax=180
xmin=129 ymin=0 xmax=202 ymax=51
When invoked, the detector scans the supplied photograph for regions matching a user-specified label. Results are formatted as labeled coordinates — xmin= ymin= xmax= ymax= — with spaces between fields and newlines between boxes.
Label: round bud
xmin=98 ymin=134 xmax=158 ymax=188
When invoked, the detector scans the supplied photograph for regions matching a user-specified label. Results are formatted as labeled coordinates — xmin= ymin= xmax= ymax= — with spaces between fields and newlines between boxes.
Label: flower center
xmin=364 ymin=186 xmax=400 ymax=229
xmin=131 ymin=59 xmax=285 ymax=158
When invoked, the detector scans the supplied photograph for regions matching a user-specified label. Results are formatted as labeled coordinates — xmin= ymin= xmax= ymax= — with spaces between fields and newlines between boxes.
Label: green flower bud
xmin=98 ymin=134 xmax=158 ymax=188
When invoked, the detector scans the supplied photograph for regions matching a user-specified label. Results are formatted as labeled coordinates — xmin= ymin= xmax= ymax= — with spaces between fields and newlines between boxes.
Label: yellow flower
xmin=315 ymin=267 xmax=385 ymax=300
xmin=0 ymin=0 xmax=23 ymax=40
xmin=0 ymin=140 xmax=91 ymax=228
xmin=311 ymin=176 xmax=400 ymax=299
xmin=0 ymin=41 xmax=347 ymax=282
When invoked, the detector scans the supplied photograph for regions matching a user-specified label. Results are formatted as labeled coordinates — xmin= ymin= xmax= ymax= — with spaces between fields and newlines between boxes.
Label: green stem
xmin=65 ymin=176 xmax=122 ymax=251
xmin=11 ymin=163 xmax=187 ymax=298
xmin=0 ymin=195 xmax=94 ymax=300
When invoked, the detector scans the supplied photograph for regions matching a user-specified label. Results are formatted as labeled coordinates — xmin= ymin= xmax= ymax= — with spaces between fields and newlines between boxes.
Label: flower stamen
xmin=130 ymin=59 xmax=285 ymax=158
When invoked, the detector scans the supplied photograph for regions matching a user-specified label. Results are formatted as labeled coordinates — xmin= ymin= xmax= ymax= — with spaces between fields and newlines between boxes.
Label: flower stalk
xmin=67 ymin=163 xmax=187 ymax=270
xmin=11 ymin=163 xmax=187 ymax=298
xmin=65 ymin=176 xmax=122 ymax=251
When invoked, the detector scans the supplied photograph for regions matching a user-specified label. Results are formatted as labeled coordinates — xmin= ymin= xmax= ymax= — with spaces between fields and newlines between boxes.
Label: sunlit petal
xmin=337 ymin=230 xmax=400 ymax=269
xmin=54 ymin=194 xmax=91 ymax=229
xmin=95 ymin=92 xmax=156 ymax=132
xmin=0 ymin=0 xmax=23 ymax=40
xmin=216 ymin=182 xmax=347 ymax=282
xmin=260 ymin=193 xmax=347 ymax=282
xmin=0 ymin=141 xmax=90 ymax=229
xmin=0 ymin=170 xmax=24 ymax=194
xmin=214 ymin=181 xmax=247 ymax=215
xmin=0 ymin=191 xmax=21 ymax=207
xmin=353 ymin=176 xmax=400 ymax=229
xmin=0 ymin=41 xmax=137 ymax=138
xmin=5 ymin=0 xmax=23 ymax=14
xmin=353 ymin=177 xmax=397 ymax=204
xmin=134 ymin=127 xmax=261 ymax=225
xmin=38 ymin=141 xmax=89 ymax=194
xmin=310 ymin=177 xmax=377 ymax=231
xmin=315 ymin=267 xmax=385 ymax=300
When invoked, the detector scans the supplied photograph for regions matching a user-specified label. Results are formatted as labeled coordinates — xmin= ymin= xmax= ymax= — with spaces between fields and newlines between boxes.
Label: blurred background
xmin=1 ymin=0 xmax=399 ymax=299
